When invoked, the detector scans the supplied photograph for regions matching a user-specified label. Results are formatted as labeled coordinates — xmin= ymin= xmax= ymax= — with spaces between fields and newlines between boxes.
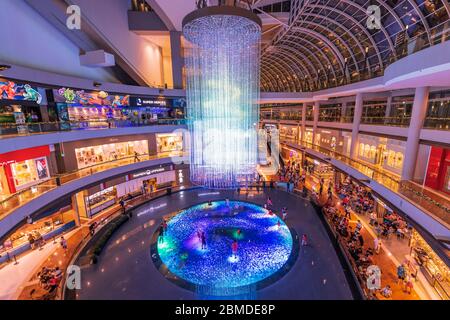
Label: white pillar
xmin=301 ymin=103 xmax=306 ymax=143
xmin=71 ymin=194 xmax=82 ymax=227
xmin=350 ymin=93 xmax=363 ymax=158
xmin=341 ymin=102 xmax=347 ymax=123
xmin=385 ymin=95 xmax=393 ymax=118
xmin=312 ymin=101 xmax=320 ymax=145
xmin=401 ymin=87 xmax=429 ymax=181
xmin=170 ymin=31 xmax=184 ymax=89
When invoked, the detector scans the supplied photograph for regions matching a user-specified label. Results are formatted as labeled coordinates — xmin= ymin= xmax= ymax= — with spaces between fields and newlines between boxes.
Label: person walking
xmin=133 ymin=151 xmax=140 ymax=163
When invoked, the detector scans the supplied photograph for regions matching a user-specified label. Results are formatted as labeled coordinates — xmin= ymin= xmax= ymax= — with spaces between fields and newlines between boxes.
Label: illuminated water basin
xmin=153 ymin=201 xmax=294 ymax=292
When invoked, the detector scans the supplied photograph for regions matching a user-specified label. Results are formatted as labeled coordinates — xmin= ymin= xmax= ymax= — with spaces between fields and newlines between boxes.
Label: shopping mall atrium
xmin=0 ymin=0 xmax=449 ymax=302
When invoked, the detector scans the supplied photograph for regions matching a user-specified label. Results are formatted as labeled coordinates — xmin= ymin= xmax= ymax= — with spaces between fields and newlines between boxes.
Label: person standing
xmin=201 ymin=232 xmax=207 ymax=250
xmin=158 ymin=223 xmax=165 ymax=243
xmin=231 ymin=240 xmax=238 ymax=258
xmin=282 ymin=207 xmax=288 ymax=221
xmin=120 ymin=198 xmax=126 ymax=214
xmin=267 ymin=197 xmax=273 ymax=207
xmin=301 ymin=234 xmax=308 ymax=246
xmin=60 ymin=236 xmax=68 ymax=251
xmin=162 ymin=219 xmax=168 ymax=234
xmin=374 ymin=237 xmax=380 ymax=254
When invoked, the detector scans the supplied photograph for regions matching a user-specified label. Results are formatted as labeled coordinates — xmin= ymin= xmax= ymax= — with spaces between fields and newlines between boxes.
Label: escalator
xmin=267 ymin=140 xmax=285 ymax=168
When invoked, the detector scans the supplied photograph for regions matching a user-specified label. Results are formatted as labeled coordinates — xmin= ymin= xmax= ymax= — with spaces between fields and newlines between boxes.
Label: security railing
xmin=0 ymin=118 xmax=186 ymax=137
xmin=423 ymin=117 xmax=450 ymax=130
xmin=281 ymin=138 xmax=450 ymax=227
xmin=360 ymin=116 xmax=411 ymax=127
xmin=0 ymin=151 xmax=184 ymax=221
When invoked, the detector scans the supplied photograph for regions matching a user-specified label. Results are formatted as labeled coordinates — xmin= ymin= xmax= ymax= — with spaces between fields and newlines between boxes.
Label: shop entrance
xmin=376 ymin=144 xmax=386 ymax=166
xmin=144 ymin=178 xmax=157 ymax=194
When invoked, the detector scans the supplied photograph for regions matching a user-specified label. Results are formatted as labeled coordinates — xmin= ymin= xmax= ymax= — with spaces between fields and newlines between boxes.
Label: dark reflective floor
xmin=73 ymin=188 xmax=353 ymax=300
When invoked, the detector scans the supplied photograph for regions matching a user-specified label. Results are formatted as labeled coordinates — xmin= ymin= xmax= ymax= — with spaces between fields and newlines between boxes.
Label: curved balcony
xmin=0 ymin=120 xmax=187 ymax=154
xmin=0 ymin=151 xmax=186 ymax=239
xmin=281 ymin=139 xmax=450 ymax=241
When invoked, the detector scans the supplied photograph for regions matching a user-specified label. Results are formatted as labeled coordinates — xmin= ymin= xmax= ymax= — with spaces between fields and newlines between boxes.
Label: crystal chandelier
xmin=183 ymin=6 xmax=261 ymax=189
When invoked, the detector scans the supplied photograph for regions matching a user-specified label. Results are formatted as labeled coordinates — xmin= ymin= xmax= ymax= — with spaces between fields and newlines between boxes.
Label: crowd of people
xmin=37 ymin=266 xmax=63 ymax=294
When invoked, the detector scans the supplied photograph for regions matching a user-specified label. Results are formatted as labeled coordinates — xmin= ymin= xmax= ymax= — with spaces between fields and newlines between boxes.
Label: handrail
xmin=0 ymin=118 xmax=187 ymax=137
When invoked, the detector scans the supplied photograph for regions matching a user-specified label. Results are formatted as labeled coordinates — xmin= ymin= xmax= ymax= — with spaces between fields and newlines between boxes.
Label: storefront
xmin=0 ymin=79 xmax=45 ymax=134
xmin=156 ymin=133 xmax=183 ymax=153
xmin=357 ymin=134 xmax=405 ymax=175
xmin=79 ymin=165 xmax=176 ymax=217
xmin=58 ymin=134 xmax=156 ymax=172
xmin=279 ymin=125 xmax=299 ymax=141
xmin=52 ymin=87 xmax=129 ymax=129
xmin=303 ymin=128 xmax=313 ymax=144
xmin=424 ymin=146 xmax=450 ymax=195
xmin=317 ymin=129 xmax=348 ymax=153
xmin=74 ymin=140 xmax=149 ymax=169
xmin=0 ymin=145 xmax=51 ymax=195
xmin=410 ymin=230 xmax=450 ymax=299
xmin=128 ymin=96 xmax=186 ymax=120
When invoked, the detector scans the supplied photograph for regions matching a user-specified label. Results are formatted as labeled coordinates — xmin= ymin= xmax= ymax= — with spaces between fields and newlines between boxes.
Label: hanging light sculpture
xmin=183 ymin=6 xmax=261 ymax=189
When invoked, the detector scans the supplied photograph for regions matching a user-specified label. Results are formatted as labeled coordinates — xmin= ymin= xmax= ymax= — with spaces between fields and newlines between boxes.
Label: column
xmin=301 ymin=103 xmax=306 ymax=143
xmin=40 ymin=105 xmax=50 ymax=122
xmin=170 ymin=31 xmax=184 ymax=89
xmin=401 ymin=87 xmax=429 ymax=181
xmin=312 ymin=101 xmax=320 ymax=145
xmin=350 ymin=93 xmax=363 ymax=158
xmin=71 ymin=194 xmax=82 ymax=227
xmin=385 ymin=95 xmax=392 ymax=118
xmin=341 ymin=102 xmax=347 ymax=123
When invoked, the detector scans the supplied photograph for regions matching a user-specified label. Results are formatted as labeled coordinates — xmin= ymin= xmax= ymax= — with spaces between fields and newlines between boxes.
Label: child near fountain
xmin=232 ymin=240 xmax=239 ymax=258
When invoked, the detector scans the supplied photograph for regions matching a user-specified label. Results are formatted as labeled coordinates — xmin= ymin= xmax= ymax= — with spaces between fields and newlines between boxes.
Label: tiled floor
xmin=73 ymin=188 xmax=353 ymax=300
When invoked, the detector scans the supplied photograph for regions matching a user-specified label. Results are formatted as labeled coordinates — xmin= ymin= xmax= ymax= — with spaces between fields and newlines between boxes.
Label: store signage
xmin=54 ymin=88 xmax=130 ymax=107
xmin=130 ymin=96 xmax=169 ymax=108
xmin=132 ymin=167 xmax=167 ymax=179
xmin=0 ymin=80 xmax=42 ymax=104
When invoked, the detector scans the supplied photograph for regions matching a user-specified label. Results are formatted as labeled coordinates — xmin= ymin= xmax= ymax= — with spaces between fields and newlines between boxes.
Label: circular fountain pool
xmin=151 ymin=200 xmax=297 ymax=295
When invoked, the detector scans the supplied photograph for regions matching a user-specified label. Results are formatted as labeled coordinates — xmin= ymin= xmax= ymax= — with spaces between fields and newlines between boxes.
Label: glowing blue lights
xmin=156 ymin=201 xmax=293 ymax=289
xmin=183 ymin=11 xmax=261 ymax=189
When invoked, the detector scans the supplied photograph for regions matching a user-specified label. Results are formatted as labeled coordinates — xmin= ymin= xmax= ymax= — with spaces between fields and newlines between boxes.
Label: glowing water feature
xmin=155 ymin=201 xmax=293 ymax=292
xmin=183 ymin=7 xmax=261 ymax=189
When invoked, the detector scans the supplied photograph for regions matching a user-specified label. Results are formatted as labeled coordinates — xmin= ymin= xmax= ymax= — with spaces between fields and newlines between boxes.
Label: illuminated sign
xmin=132 ymin=167 xmax=168 ymax=179
xmin=0 ymin=80 xmax=42 ymax=104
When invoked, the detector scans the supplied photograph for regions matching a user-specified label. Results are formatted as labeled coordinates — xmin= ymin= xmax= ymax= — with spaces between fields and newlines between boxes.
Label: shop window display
xmin=410 ymin=230 xmax=450 ymax=299
xmin=156 ymin=133 xmax=183 ymax=153
xmin=75 ymin=140 xmax=148 ymax=169
xmin=0 ymin=208 xmax=74 ymax=254
xmin=85 ymin=187 xmax=117 ymax=217
xmin=10 ymin=157 xmax=49 ymax=190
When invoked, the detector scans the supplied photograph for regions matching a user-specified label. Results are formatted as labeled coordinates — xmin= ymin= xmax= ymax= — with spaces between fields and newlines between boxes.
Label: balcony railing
xmin=0 ymin=118 xmax=186 ymax=138
xmin=281 ymin=138 xmax=450 ymax=227
xmin=423 ymin=117 xmax=450 ymax=130
xmin=0 ymin=151 xmax=184 ymax=222
xmin=360 ymin=116 xmax=411 ymax=127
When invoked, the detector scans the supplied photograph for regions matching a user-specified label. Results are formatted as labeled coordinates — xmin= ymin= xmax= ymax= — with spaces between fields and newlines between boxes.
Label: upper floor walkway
xmin=281 ymin=138 xmax=450 ymax=244
xmin=0 ymin=150 xmax=186 ymax=239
